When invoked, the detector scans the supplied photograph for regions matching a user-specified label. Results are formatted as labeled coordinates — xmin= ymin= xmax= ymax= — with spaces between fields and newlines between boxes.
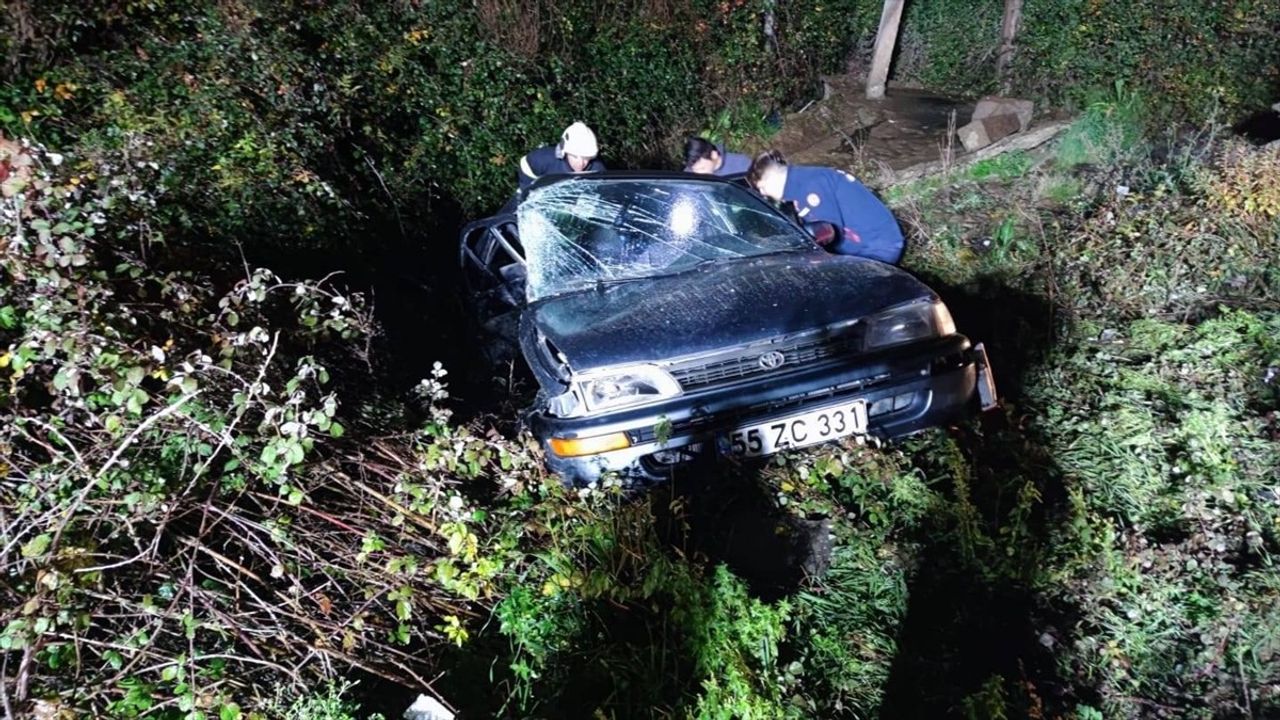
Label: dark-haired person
xmin=517 ymin=121 xmax=606 ymax=189
xmin=682 ymin=136 xmax=752 ymax=177
xmin=747 ymin=150 xmax=904 ymax=265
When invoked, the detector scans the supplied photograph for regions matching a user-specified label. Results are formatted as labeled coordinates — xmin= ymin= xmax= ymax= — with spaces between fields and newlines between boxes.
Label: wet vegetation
xmin=2 ymin=1 xmax=1279 ymax=719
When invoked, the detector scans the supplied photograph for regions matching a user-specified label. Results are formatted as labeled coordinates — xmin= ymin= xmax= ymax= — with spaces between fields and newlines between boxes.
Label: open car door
xmin=458 ymin=215 xmax=526 ymax=362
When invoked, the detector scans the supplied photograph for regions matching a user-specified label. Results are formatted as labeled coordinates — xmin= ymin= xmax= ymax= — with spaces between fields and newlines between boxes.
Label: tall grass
xmin=1056 ymin=81 xmax=1149 ymax=168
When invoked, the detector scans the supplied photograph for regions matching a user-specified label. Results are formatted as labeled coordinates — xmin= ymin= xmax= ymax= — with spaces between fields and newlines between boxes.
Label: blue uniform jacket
xmin=713 ymin=144 xmax=753 ymax=177
xmin=518 ymin=145 xmax=606 ymax=188
xmin=783 ymin=165 xmax=904 ymax=264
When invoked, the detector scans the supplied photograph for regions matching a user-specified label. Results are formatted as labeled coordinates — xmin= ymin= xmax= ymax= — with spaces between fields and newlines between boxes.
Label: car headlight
xmin=574 ymin=365 xmax=682 ymax=414
xmin=864 ymin=300 xmax=956 ymax=350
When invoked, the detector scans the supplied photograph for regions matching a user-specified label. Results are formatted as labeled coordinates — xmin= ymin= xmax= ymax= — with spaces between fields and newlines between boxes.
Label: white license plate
xmin=721 ymin=400 xmax=868 ymax=458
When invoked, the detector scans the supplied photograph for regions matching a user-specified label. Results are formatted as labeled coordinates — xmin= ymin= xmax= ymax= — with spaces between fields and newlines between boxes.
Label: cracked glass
xmin=517 ymin=178 xmax=812 ymax=302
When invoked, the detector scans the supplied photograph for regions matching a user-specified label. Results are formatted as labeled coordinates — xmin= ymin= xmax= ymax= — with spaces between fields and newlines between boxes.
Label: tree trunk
xmin=865 ymin=0 xmax=905 ymax=100
xmin=763 ymin=0 xmax=779 ymax=55
xmin=995 ymin=0 xmax=1024 ymax=91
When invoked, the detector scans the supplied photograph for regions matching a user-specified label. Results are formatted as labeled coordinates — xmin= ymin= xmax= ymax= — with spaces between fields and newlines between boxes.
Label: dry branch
xmin=879 ymin=120 xmax=1071 ymax=186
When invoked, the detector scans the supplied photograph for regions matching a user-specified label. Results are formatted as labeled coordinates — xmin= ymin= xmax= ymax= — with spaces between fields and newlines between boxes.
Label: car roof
xmin=525 ymin=170 xmax=748 ymax=193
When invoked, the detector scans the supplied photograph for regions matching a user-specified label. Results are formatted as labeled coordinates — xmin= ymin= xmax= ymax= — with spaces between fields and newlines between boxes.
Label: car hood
xmin=526 ymin=251 xmax=934 ymax=371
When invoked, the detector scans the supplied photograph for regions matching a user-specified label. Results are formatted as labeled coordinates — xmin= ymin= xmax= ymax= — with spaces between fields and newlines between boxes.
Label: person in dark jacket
xmin=683 ymin=136 xmax=752 ymax=177
xmin=747 ymin=150 xmax=904 ymax=264
xmin=517 ymin=121 xmax=606 ymax=189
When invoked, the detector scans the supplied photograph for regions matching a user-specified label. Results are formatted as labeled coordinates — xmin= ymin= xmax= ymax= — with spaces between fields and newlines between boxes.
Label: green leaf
xmin=220 ymin=704 xmax=242 ymax=720
xmin=329 ymin=421 xmax=345 ymax=438
xmin=21 ymin=534 xmax=51 ymax=559
xmin=126 ymin=389 xmax=146 ymax=415
xmin=52 ymin=367 xmax=75 ymax=391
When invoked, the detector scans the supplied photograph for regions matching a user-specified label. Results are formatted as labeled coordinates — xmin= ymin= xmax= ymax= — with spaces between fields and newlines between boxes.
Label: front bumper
xmin=529 ymin=336 xmax=996 ymax=484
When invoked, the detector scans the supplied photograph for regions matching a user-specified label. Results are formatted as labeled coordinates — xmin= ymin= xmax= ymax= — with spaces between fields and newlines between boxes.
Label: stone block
xmin=957 ymin=113 xmax=1022 ymax=152
xmin=973 ymin=96 xmax=1035 ymax=132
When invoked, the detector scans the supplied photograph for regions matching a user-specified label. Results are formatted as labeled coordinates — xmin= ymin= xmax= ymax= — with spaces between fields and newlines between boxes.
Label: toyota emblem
xmin=758 ymin=350 xmax=786 ymax=370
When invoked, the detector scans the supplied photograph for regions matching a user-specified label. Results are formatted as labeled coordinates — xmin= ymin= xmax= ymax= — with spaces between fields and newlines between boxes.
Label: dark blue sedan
xmin=460 ymin=173 xmax=997 ymax=484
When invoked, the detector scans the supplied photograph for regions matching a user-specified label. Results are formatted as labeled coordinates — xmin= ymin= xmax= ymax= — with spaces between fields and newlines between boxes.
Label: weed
xmin=1056 ymin=82 xmax=1148 ymax=168
xmin=701 ymin=102 xmax=782 ymax=152
xmin=968 ymin=150 xmax=1034 ymax=181
xmin=262 ymin=682 xmax=384 ymax=720
xmin=1199 ymin=139 xmax=1280 ymax=224
xmin=1041 ymin=175 xmax=1083 ymax=205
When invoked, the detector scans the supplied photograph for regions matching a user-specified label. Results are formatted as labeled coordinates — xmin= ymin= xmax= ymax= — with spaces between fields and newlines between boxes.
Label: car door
xmin=458 ymin=216 xmax=527 ymax=362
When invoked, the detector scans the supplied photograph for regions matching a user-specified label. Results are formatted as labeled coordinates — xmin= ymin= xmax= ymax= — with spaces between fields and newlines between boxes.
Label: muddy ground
xmin=765 ymin=75 xmax=1067 ymax=185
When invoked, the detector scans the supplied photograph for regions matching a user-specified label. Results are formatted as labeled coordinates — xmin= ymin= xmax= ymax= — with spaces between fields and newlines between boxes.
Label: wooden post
xmin=995 ymin=0 xmax=1024 ymax=91
xmin=865 ymin=0 xmax=905 ymax=100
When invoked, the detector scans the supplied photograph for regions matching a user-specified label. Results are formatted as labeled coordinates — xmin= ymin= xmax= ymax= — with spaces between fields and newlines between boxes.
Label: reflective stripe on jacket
xmin=518 ymin=145 xmax=606 ymax=188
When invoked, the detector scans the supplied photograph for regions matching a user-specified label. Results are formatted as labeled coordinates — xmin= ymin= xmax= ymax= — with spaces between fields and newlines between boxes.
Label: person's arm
xmin=518 ymin=153 xmax=538 ymax=188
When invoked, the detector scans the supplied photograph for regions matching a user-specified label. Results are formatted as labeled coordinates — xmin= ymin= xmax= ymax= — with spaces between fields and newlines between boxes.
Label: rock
xmin=789 ymin=517 xmax=832 ymax=579
xmin=404 ymin=694 xmax=455 ymax=720
xmin=854 ymin=105 xmax=884 ymax=128
xmin=957 ymin=113 xmax=1022 ymax=152
xmin=972 ymin=96 xmax=1035 ymax=132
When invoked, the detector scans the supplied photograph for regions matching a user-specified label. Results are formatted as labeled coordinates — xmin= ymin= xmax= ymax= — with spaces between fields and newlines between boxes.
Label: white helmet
xmin=558 ymin=121 xmax=598 ymax=159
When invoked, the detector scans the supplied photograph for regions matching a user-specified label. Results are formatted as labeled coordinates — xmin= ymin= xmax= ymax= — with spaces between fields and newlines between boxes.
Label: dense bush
xmin=0 ymin=137 xmax=535 ymax=716
xmin=1012 ymin=0 xmax=1280 ymax=122
xmin=1 ymin=0 xmax=879 ymax=259
xmin=886 ymin=117 xmax=1280 ymax=717
xmin=860 ymin=0 xmax=1280 ymax=124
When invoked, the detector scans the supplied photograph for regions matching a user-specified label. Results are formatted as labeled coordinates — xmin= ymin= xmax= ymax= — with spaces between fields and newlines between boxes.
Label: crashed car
xmin=459 ymin=172 xmax=997 ymax=484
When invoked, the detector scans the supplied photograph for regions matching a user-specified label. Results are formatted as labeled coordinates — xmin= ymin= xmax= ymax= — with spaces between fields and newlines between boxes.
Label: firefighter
xmin=682 ymin=136 xmax=752 ymax=177
xmin=517 ymin=121 xmax=606 ymax=189
xmin=747 ymin=150 xmax=904 ymax=264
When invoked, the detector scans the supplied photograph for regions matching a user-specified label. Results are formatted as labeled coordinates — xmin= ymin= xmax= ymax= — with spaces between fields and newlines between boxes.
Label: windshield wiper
xmin=590 ymin=274 xmax=653 ymax=291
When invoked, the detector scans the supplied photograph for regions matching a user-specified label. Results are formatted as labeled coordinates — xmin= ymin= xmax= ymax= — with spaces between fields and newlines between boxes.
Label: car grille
xmin=626 ymin=368 xmax=893 ymax=444
xmin=668 ymin=325 xmax=867 ymax=391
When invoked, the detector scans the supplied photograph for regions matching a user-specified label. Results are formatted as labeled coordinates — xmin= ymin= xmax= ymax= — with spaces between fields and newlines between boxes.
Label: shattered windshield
xmin=517 ymin=178 xmax=812 ymax=302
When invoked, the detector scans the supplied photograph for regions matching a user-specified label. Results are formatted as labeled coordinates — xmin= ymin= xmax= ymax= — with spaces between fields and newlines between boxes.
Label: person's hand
xmin=805 ymin=221 xmax=837 ymax=247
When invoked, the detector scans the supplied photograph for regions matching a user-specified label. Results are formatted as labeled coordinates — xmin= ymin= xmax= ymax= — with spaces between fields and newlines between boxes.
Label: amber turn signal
xmin=548 ymin=432 xmax=631 ymax=457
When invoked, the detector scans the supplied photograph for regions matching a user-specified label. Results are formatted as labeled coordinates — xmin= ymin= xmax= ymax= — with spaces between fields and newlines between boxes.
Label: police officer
xmin=682 ymin=136 xmax=752 ymax=177
xmin=747 ymin=150 xmax=904 ymax=264
xmin=518 ymin=121 xmax=606 ymax=189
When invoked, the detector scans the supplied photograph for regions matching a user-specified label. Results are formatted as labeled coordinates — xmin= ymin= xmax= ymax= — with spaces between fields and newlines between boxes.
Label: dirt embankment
xmin=766 ymin=75 xmax=1070 ymax=185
